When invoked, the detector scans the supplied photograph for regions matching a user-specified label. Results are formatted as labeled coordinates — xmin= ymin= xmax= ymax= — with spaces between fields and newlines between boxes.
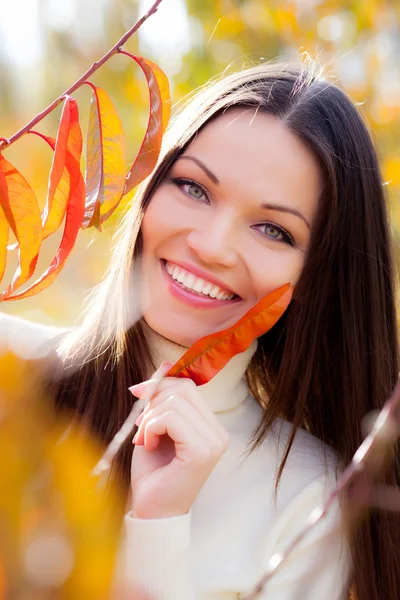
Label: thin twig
xmin=0 ymin=0 xmax=165 ymax=152
xmin=92 ymin=362 xmax=171 ymax=476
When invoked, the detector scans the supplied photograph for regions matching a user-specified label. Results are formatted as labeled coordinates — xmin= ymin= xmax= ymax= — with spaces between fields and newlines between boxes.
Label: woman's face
xmin=139 ymin=108 xmax=322 ymax=347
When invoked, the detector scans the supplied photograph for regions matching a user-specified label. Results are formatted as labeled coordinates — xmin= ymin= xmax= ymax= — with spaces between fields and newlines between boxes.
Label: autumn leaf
xmin=123 ymin=54 xmax=171 ymax=196
xmin=41 ymin=95 xmax=83 ymax=240
xmin=0 ymin=201 xmax=8 ymax=284
xmin=48 ymin=424 xmax=123 ymax=599
xmin=82 ymin=83 xmax=126 ymax=230
xmin=0 ymin=156 xmax=42 ymax=300
xmin=5 ymin=137 xmax=85 ymax=300
xmin=167 ymin=283 xmax=293 ymax=385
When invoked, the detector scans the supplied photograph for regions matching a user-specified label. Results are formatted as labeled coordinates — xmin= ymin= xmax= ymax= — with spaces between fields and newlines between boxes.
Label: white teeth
xmin=202 ymin=282 xmax=212 ymax=295
xmin=192 ymin=279 xmax=204 ymax=293
xmin=184 ymin=273 xmax=195 ymax=289
xmin=165 ymin=261 xmax=235 ymax=301
xmin=209 ymin=285 xmax=219 ymax=298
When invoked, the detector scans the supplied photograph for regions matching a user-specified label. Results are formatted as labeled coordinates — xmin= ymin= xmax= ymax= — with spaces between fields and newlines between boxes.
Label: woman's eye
xmin=187 ymin=183 xmax=205 ymax=199
xmin=264 ymin=224 xmax=282 ymax=239
xmin=171 ymin=178 xmax=209 ymax=203
xmin=254 ymin=223 xmax=294 ymax=246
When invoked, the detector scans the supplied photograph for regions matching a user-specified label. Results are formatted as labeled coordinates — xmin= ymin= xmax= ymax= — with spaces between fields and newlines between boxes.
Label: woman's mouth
xmin=161 ymin=259 xmax=241 ymax=308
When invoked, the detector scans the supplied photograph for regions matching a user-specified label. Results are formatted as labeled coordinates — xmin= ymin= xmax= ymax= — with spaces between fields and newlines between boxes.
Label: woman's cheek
xmin=142 ymin=193 xmax=176 ymax=243
xmin=252 ymin=250 xmax=305 ymax=299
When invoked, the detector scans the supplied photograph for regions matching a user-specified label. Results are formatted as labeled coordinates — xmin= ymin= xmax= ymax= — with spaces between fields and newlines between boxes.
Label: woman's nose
xmin=186 ymin=220 xmax=238 ymax=267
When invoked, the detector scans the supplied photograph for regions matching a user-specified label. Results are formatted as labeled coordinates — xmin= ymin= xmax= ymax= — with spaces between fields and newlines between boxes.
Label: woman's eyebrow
xmin=177 ymin=156 xmax=220 ymax=185
xmin=261 ymin=203 xmax=311 ymax=230
xmin=176 ymin=156 xmax=310 ymax=229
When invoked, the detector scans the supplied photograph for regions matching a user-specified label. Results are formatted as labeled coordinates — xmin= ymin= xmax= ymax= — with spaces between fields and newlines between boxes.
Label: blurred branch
xmin=0 ymin=0 xmax=165 ymax=152
xmin=92 ymin=363 xmax=171 ymax=476
xmin=243 ymin=377 xmax=400 ymax=599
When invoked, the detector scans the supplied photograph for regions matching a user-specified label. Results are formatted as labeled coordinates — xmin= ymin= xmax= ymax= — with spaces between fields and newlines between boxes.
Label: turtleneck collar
xmin=143 ymin=321 xmax=258 ymax=413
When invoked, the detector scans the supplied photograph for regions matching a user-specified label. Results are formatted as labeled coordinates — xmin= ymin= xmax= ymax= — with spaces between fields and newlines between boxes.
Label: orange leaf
xmin=6 ymin=139 xmax=85 ymax=300
xmin=41 ymin=96 xmax=83 ymax=240
xmin=123 ymin=54 xmax=171 ymax=195
xmin=0 ymin=156 xmax=42 ymax=300
xmin=0 ymin=187 xmax=9 ymax=284
xmin=82 ymin=84 xmax=126 ymax=230
xmin=167 ymin=283 xmax=293 ymax=385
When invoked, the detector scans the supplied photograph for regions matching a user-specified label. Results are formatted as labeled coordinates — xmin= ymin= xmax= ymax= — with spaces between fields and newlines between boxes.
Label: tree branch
xmin=0 ymin=0 xmax=165 ymax=152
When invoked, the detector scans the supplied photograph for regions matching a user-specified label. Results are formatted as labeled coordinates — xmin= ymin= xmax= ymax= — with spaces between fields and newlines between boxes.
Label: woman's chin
xmin=141 ymin=316 xmax=196 ymax=348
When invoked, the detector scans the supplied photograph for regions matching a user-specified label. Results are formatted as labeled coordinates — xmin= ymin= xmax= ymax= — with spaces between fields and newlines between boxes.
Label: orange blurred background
xmin=1 ymin=0 xmax=399 ymax=327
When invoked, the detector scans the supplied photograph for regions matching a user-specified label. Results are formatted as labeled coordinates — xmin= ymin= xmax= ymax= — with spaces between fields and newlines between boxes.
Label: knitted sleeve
xmin=117 ymin=510 xmax=194 ymax=600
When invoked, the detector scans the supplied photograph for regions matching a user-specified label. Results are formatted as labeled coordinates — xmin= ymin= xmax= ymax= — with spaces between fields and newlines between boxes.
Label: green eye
xmin=188 ymin=184 xmax=205 ymax=199
xmin=170 ymin=177 xmax=209 ymax=203
xmin=264 ymin=225 xmax=282 ymax=239
xmin=252 ymin=222 xmax=294 ymax=246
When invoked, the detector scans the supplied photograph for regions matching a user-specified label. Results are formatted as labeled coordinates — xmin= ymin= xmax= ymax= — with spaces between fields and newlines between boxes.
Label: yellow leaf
xmin=0 ymin=156 xmax=42 ymax=299
xmin=82 ymin=84 xmax=126 ymax=230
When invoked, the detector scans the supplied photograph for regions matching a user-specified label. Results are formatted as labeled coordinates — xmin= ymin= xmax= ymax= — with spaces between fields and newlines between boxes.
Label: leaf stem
xmin=0 ymin=0 xmax=165 ymax=152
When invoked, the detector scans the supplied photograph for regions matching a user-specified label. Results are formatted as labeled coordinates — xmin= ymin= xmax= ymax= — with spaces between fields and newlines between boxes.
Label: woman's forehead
xmin=176 ymin=108 xmax=323 ymax=221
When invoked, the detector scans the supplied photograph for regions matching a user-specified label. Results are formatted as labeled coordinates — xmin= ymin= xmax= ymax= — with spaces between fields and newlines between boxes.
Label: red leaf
xmin=41 ymin=96 xmax=82 ymax=240
xmin=0 ymin=156 xmax=42 ymax=300
xmin=123 ymin=54 xmax=171 ymax=195
xmin=0 ymin=189 xmax=9 ymax=283
xmin=6 ymin=139 xmax=85 ymax=300
xmin=166 ymin=283 xmax=293 ymax=385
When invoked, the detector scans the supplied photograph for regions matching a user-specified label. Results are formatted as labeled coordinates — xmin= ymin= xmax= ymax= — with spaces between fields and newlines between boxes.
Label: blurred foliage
xmin=0 ymin=348 xmax=125 ymax=598
xmin=0 ymin=2 xmax=399 ymax=595
xmin=0 ymin=0 xmax=399 ymax=325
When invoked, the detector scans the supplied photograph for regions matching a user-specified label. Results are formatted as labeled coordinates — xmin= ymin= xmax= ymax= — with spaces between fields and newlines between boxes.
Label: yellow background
xmin=1 ymin=0 xmax=399 ymax=327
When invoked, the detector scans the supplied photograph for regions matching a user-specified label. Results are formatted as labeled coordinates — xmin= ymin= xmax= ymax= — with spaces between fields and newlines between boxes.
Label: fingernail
xmin=132 ymin=432 xmax=138 ymax=444
xmin=129 ymin=381 xmax=148 ymax=395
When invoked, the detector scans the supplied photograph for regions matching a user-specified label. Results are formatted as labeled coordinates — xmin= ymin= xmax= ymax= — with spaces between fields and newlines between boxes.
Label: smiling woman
xmin=140 ymin=109 xmax=321 ymax=346
xmin=13 ymin=60 xmax=400 ymax=600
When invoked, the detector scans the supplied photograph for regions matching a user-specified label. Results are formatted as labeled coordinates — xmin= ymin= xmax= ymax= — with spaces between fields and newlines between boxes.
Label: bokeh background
xmin=1 ymin=0 xmax=400 ymax=327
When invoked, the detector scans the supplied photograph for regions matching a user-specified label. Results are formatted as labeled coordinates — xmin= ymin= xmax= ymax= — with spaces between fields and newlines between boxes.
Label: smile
xmin=161 ymin=259 xmax=240 ymax=307
xmin=165 ymin=260 xmax=235 ymax=300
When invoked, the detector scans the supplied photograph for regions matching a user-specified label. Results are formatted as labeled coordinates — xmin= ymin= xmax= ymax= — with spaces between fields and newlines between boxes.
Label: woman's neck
xmin=141 ymin=319 xmax=258 ymax=413
xmin=142 ymin=319 xmax=189 ymax=370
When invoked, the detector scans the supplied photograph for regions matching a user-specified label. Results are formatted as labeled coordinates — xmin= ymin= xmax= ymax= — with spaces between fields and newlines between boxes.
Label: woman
xmin=4 ymin=60 xmax=400 ymax=599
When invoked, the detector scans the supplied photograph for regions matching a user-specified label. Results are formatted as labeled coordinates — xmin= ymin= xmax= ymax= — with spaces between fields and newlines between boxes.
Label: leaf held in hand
xmin=0 ymin=193 xmax=9 ymax=284
xmin=82 ymin=84 xmax=126 ymax=230
xmin=166 ymin=283 xmax=293 ymax=385
xmin=41 ymin=96 xmax=83 ymax=240
xmin=123 ymin=54 xmax=171 ymax=195
xmin=6 ymin=137 xmax=85 ymax=300
xmin=0 ymin=156 xmax=42 ymax=300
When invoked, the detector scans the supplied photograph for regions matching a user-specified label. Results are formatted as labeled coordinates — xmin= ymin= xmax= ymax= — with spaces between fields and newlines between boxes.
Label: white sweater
xmin=0 ymin=313 xmax=351 ymax=599
xmin=120 ymin=327 xmax=351 ymax=600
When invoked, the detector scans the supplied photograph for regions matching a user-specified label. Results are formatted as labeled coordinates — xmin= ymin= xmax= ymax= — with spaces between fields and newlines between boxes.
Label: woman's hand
xmin=129 ymin=374 xmax=230 ymax=520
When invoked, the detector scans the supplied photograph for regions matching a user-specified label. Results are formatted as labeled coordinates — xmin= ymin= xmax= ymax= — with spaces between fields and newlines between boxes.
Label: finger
xmin=132 ymin=378 xmax=196 ymax=427
xmin=128 ymin=362 xmax=173 ymax=398
xmin=143 ymin=410 xmax=220 ymax=458
xmin=135 ymin=393 xmax=224 ymax=447
xmin=142 ymin=378 xmax=221 ymax=435
xmin=129 ymin=372 xmax=177 ymax=398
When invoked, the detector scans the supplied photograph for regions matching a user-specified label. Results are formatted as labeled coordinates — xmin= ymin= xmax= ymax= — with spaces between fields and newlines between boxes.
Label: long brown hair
xmin=48 ymin=60 xmax=400 ymax=599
